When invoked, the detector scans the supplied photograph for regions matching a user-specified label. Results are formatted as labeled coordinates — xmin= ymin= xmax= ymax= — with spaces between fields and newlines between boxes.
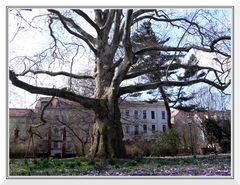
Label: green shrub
xmin=66 ymin=162 xmax=76 ymax=168
xmin=151 ymin=129 xmax=181 ymax=156
xmin=124 ymin=138 xmax=152 ymax=157
xmin=36 ymin=158 xmax=50 ymax=169
xmin=114 ymin=164 xmax=120 ymax=169
xmin=108 ymin=159 xmax=116 ymax=166
xmin=87 ymin=160 xmax=96 ymax=166
xmin=219 ymin=139 xmax=231 ymax=153
xmin=76 ymin=160 xmax=82 ymax=166
xmin=24 ymin=159 xmax=29 ymax=166
xmin=126 ymin=160 xmax=138 ymax=167
xmin=10 ymin=143 xmax=27 ymax=158
xmin=134 ymin=158 xmax=143 ymax=163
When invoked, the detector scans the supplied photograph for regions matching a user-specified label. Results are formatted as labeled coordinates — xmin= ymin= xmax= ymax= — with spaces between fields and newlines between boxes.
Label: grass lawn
xmin=9 ymin=154 xmax=231 ymax=176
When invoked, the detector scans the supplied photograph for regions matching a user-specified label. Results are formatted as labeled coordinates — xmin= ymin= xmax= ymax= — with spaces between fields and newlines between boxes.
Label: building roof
xmin=171 ymin=109 xmax=180 ymax=117
xmin=9 ymin=108 xmax=33 ymax=117
xmin=35 ymin=97 xmax=165 ymax=109
xmin=119 ymin=100 xmax=165 ymax=107
xmin=171 ymin=109 xmax=231 ymax=125
xmin=35 ymin=97 xmax=78 ymax=109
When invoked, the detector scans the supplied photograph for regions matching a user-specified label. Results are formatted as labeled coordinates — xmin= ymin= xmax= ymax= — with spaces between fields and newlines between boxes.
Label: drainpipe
xmin=48 ymin=127 xmax=52 ymax=156
xmin=62 ymin=127 xmax=66 ymax=157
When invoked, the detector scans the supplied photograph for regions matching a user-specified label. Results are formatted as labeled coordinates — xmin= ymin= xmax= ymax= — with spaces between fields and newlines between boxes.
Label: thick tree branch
xmin=29 ymin=96 xmax=55 ymax=129
xmin=72 ymin=9 xmax=100 ymax=35
xmin=132 ymin=9 xmax=155 ymax=19
xmin=209 ymin=36 xmax=231 ymax=50
xmin=111 ymin=10 xmax=122 ymax=53
xmin=113 ymin=58 xmax=123 ymax=69
xmin=135 ymin=45 xmax=205 ymax=54
xmin=48 ymin=9 xmax=97 ymax=54
xmin=102 ymin=10 xmax=115 ymax=32
xmin=110 ymin=10 xmax=134 ymax=95
xmin=117 ymin=9 xmax=151 ymax=47
xmin=159 ymin=86 xmax=172 ymax=129
xmin=123 ymin=9 xmax=134 ymax=58
xmin=17 ymin=70 xmax=94 ymax=80
xmin=134 ymin=37 xmax=231 ymax=57
xmin=9 ymin=70 xmax=100 ymax=110
xmin=124 ymin=63 xmax=223 ymax=80
xmin=119 ymin=78 xmax=231 ymax=95
xmin=40 ymin=96 xmax=55 ymax=123
xmin=94 ymin=9 xmax=103 ymax=26
xmin=56 ymin=12 xmax=96 ymax=44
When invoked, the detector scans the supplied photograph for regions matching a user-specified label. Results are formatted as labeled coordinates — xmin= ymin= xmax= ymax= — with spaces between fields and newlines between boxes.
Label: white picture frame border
xmin=1 ymin=0 xmax=239 ymax=185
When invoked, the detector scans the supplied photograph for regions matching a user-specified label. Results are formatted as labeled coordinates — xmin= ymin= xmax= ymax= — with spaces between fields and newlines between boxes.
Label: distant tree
xmin=189 ymin=86 xmax=231 ymax=111
xmin=201 ymin=118 xmax=223 ymax=145
xmin=201 ymin=118 xmax=230 ymax=152
xmin=151 ymin=129 xmax=181 ymax=156
xmin=131 ymin=21 xmax=197 ymax=128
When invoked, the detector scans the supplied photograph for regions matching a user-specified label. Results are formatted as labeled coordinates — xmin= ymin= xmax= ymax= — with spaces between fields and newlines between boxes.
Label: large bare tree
xmin=9 ymin=8 xmax=231 ymax=158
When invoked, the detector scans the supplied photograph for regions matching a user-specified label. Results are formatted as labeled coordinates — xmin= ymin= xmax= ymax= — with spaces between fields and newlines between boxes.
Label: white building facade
xmin=119 ymin=101 xmax=168 ymax=140
xmin=9 ymin=98 xmax=168 ymax=157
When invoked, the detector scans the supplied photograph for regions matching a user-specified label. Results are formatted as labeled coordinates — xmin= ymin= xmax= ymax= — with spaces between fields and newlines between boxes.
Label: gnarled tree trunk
xmin=88 ymin=98 xmax=126 ymax=158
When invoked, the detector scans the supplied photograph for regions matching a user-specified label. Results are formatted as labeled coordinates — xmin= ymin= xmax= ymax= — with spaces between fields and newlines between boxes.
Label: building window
xmin=151 ymin=111 xmax=155 ymax=119
xmin=162 ymin=125 xmax=166 ymax=132
xmin=53 ymin=128 xmax=58 ymax=135
xmin=143 ymin=110 xmax=147 ymax=119
xmin=162 ymin=111 xmax=166 ymax=120
xmin=134 ymin=125 xmax=139 ymax=135
xmin=53 ymin=141 xmax=59 ymax=149
xmin=143 ymin=124 xmax=147 ymax=133
xmin=125 ymin=125 xmax=130 ymax=134
xmin=152 ymin=125 xmax=156 ymax=133
xmin=134 ymin=110 xmax=138 ymax=119
xmin=125 ymin=110 xmax=130 ymax=117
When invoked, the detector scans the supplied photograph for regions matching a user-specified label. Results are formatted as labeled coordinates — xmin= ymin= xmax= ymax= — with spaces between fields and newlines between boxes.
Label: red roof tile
xmin=9 ymin=108 xmax=33 ymax=117
xmin=35 ymin=97 xmax=78 ymax=109
xmin=171 ymin=109 xmax=180 ymax=117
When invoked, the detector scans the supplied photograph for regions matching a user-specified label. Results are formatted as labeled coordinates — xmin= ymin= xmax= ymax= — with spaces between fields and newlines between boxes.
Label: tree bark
xmin=88 ymin=98 xmax=126 ymax=158
xmin=159 ymin=87 xmax=172 ymax=129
